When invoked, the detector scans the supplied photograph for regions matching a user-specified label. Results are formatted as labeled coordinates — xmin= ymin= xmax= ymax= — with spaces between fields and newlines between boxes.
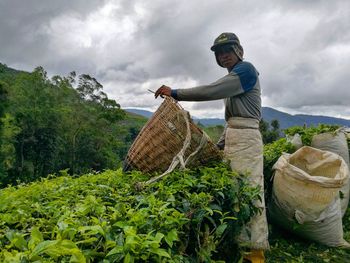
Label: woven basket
xmin=124 ymin=97 xmax=223 ymax=173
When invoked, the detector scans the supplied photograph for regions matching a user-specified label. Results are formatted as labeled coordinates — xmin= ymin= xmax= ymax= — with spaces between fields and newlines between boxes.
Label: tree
xmin=0 ymin=81 xmax=8 ymax=180
xmin=62 ymin=73 xmax=125 ymax=174
xmin=259 ymin=118 xmax=269 ymax=135
xmin=7 ymin=67 xmax=62 ymax=181
xmin=0 ymin=64 xmax=132 ymax=186
xmin=271 ymin=119 xmax=280 ymax=131
xmin=260 ymin=119 xmax=281 ymax=144
xmin=0 ymin=81 xmax=7 ymax=116
xmin=77 ymin=74 xmax=105 ymax=103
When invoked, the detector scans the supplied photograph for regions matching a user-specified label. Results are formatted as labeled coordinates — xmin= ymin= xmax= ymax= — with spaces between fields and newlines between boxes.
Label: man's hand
xmin=155 ymin=85 xmax=171 ymax=98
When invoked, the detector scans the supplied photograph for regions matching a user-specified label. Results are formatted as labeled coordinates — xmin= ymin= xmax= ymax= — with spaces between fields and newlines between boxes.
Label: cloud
xmin=0 ymin=0 xmax=349 ymax=119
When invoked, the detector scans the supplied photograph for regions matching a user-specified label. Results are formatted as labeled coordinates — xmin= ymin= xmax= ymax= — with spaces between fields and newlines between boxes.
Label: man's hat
xmin=211 ymin=32 xmax=244 ymax=66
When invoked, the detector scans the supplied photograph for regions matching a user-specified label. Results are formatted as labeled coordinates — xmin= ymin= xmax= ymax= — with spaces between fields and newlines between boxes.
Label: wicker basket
xmin=124 ymin=97 xmax=222 ymax=173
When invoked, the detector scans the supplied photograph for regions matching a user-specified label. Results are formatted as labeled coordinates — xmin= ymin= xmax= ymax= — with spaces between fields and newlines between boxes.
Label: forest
xmin=0 ymin=63 xmax=146 ymax=187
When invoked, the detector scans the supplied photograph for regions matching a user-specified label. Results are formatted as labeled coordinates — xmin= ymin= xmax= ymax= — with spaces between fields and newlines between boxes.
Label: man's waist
xmin=227 ymin=117 xmax=259 ymax=129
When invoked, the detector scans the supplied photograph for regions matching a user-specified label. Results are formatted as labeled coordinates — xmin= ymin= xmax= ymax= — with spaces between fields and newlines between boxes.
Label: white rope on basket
xmin=141 ymin=108 xmax=209 ymax=187
xmin=184 ymin=130 xmax=210 ymax=167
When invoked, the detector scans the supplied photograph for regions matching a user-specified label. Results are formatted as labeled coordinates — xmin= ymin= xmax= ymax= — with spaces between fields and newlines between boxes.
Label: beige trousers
xmin=224 ymin=117 xmax=269 ymax=250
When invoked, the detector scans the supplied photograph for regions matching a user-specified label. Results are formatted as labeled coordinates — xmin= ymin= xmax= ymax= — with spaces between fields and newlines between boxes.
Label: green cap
xmin=211 ymin=32 xmax=244 ymax=66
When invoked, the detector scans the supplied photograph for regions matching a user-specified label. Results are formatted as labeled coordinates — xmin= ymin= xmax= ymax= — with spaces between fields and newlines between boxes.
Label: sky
xmin=1 ymin=0 xmax=350 ymax=119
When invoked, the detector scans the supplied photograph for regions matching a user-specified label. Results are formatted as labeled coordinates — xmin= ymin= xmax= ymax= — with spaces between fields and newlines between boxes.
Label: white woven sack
xmin=311 ymin=130 xmax=350 ymax=216
xmin=286 ymin=133 xmax=303 ymax=150
xmin=269 ymin=146 xmax=350 ymax=247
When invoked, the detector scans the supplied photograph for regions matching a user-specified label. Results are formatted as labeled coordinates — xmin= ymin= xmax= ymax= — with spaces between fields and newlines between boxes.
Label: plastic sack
xmin=269 ymin=146 xmax=350 ymax=247
xmin=286 ymin=133 xmax=303 ymax=150
xmin=311 ymin=130 xmax=350 ymax=216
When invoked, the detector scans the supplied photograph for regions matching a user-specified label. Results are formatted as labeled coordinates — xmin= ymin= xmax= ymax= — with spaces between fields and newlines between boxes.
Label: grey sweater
xmin=171 ymin=61 xmax=261 ymax=121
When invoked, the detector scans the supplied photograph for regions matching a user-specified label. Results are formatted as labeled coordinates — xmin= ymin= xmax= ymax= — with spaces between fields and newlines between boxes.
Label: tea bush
xmin=0 ymin=164 xmax=260 ymax=262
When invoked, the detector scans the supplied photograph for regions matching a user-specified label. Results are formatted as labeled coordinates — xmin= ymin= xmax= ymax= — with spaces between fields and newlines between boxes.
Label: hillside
xmin=0 ymin=63 xmax=26 ymax=87
xmin=125 ymin=107 xmax=350 ymax=129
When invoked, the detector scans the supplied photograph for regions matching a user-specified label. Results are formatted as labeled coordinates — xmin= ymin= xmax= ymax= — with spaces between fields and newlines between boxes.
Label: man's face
xmin=215 ymin=45 xmax=239 ymax=70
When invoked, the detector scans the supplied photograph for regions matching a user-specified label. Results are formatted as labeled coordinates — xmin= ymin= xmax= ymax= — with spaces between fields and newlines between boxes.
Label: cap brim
xmin=210 ymin=41 xmax=236 ymax=52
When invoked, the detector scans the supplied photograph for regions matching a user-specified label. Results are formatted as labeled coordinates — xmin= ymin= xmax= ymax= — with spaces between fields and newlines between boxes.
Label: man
xmin=155 ymin=32 xmax=269 ymax=263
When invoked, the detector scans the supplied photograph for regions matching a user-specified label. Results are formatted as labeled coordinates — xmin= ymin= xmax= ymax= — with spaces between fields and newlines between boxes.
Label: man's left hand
xmin=155 ymin=85 xmax=171 ymax=98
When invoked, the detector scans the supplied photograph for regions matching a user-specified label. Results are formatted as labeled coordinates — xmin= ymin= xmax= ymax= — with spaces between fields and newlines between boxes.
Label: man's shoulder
xmin=232 ymin=61 xmax=258 ymax=76
xmin=231 ymin=61 xmax=258 ymax=92
xmin=234 ymin=61 xmax=256 ymax=70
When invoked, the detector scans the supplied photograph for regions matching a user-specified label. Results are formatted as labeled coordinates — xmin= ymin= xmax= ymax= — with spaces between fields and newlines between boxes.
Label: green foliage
xmin=263 ymin=138 xmax=295 ymax=204
xmin=263 ymin=138 xmax=295 ymax=183
xmin=0 ymin=63 xmax=22 ymax=85
xmin=0 ymin=64 xmax=146 ymax=186
xmin=0 ymin=81 xmax=7 ymax=116
xmin=0 ymin=114 xmax=21 ymax=183
xmin=0 ymin=81 xmax=9 ymax=179
xmin=260 ymin=119 xmax=281 ymax=144
xmin=284 ymin=124 xmax=340 ymax=145
xmin=0 ymin=164 xmax=260 ymax=262
xmin=202 ymin=125 xmax=224 ymax=144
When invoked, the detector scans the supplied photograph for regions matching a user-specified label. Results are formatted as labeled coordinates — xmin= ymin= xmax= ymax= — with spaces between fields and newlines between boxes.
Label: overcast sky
xmin=1 ymin=0 xmax=350 ymax=119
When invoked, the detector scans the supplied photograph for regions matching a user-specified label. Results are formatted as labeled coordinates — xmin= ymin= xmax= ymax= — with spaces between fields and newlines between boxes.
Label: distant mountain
xmin=262 ymin=107 xmax=350 ymax=129
xmin=123 ymin=109 xmax=153 ymax=118
xmin=295 ymin=114 xmax=350 ymax=128
xmin=125 ymin=107 xmax=350 ymax=129
xmin=192 ymin=118 xmax=224 ymax=126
